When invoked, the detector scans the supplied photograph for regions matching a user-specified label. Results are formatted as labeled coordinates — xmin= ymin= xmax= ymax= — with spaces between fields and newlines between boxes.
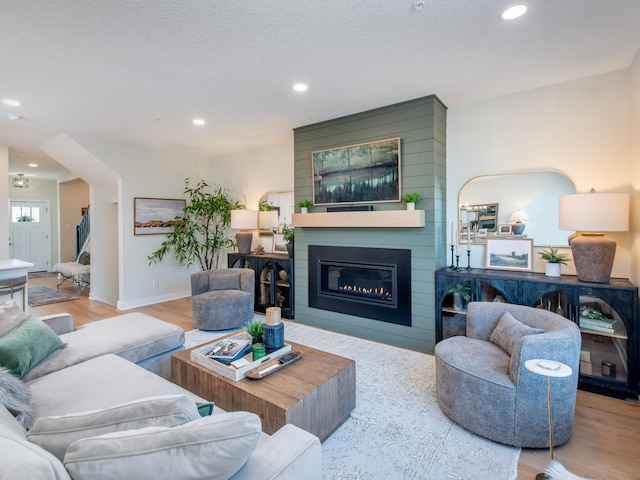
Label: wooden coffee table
xmin=171 ymin=338 xmax=356 ymax=441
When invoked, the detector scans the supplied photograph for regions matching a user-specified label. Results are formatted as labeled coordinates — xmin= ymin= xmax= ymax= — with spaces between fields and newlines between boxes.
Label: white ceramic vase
xmin=406 ymin=202 xmax=415 ymax=210
xmin=301 ymin=207 xmax=308 ymax=214
xmin=545 ymin=263 xmax=561 ymax=277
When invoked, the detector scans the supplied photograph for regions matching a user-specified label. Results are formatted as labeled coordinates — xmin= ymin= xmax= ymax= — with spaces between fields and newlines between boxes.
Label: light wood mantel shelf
xmin=292 ymin=210 xmax=425 ymax=228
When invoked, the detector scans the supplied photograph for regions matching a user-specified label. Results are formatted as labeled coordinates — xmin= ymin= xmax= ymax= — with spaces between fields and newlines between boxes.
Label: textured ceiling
xmin=1 ymin=0 xmax=640 ymax=179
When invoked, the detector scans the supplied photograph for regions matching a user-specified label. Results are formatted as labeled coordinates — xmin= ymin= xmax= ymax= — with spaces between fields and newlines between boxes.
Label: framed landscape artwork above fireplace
xmin=311 ymin=137 xmax=401 ymax=206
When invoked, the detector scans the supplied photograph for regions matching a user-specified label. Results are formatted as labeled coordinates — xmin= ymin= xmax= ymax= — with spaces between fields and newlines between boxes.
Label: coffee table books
xmin=190 ymin=333 xmax=291 ymax=381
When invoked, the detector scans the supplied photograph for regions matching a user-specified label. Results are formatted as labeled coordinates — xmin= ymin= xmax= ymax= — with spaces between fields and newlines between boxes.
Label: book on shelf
xmin=579 ymin=317 xmax=616 ymax=328
xmin=579 ymin=322 xmax=616 ymax=334
xmin=202 ymin=338 xmax=253 ymax=365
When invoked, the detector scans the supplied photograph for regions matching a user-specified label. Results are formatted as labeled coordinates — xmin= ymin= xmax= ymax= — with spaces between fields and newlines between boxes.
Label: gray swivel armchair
xmin=191 ymin=268 xmax=255 ymax=330
xmin=435 ymin=302 xmax=581 ymax=448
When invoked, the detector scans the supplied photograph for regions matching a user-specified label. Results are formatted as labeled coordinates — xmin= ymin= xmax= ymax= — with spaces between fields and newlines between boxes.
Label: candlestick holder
xmin=466 ymin=250 xmax=472 ymax=270
xmin=455 ymin=255 xmax=461 ymax=272
xmin=449 ymin=245 xmax=455 ymax=269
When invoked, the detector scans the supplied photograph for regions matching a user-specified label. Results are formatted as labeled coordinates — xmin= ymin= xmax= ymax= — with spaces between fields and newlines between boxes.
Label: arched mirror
xmin=259 ymin=191 xmax=294 ymax=227
xmin=458 ymin=171 xmax=576 ymax=246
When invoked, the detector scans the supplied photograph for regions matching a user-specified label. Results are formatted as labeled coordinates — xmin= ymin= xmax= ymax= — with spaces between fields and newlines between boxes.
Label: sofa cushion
xmin=27 ymin=354 xmax=212 ymax=425
xmin=0 ymin=315 xmax=65 ymax=378
xmin=22 ymin=313 xmax=184 ymax=381
xmin=0 ymin=406 xmax=71 ymax=480
xmin=27 ymin=394 xmax=201 ymax=461
xmin=489 ymin=311 xmax=544 ymax=355
xmin=0 ymin=298 xmax=27 ymax=336
xmin=0 ymin=366 xmax=33 ymax=428
xmin=64 ymin=411 xmax=262 ymax=480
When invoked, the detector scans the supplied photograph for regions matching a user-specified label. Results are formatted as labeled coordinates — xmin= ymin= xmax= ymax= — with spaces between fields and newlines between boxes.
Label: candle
xmin=451 ymin=222 xmax=454 ymax=245
xmin=467 ymin=234 xmax=470 ymax=249
xmin=455 ymin=232 xmax=459 ymax=255
xmin=266 ymin=306 xmax=281 ymax=325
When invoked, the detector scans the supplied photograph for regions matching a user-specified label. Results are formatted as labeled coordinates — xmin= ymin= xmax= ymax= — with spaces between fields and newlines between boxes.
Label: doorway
xmin=9 ymin=200 xmax=51 ymax=273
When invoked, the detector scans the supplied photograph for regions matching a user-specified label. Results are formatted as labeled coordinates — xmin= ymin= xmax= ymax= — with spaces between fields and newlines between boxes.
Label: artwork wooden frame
xmin=312 ymin=137 xmax=400 ymax=206
xmin=485 ymin=238 xmax=534 ymax=272
xmin=134 ymin=197 xmax=185 ymax=235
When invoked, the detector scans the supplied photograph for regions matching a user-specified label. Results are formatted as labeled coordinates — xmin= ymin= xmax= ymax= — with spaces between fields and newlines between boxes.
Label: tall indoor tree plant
xmin=148 ymin=178 xmax=243 ymax=271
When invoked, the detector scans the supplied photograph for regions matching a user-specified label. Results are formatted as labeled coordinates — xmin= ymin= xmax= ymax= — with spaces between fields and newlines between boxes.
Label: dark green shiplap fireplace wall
xmin=293 ymin=95 xmax=447 ymax=353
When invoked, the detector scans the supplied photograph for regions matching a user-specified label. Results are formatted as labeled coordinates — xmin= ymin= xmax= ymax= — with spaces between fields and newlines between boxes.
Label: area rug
xmin=185 ymin=317 xmax=520 ymax=480
xmin=28 ymin=286 xmax=78 ymax=307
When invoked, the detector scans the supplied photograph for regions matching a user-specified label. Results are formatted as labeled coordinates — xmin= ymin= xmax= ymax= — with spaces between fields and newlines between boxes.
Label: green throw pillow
xmin=0 ymin=315 xmax=65 ymax=378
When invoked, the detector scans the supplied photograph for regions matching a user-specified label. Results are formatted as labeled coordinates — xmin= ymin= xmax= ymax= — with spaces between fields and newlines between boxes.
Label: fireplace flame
xmin=338 ymin=284 xmax=392 ymax=301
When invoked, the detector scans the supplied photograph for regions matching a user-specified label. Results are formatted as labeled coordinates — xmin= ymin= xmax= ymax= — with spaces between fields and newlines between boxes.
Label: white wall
xmin=88 ymin=184 xmax=118 ymax=306
xmin=59 ymin=178 xmax=89 ymax=263
xmin=0 ymin=148 xmax=8 ymax=259
xmin=447 ymin=69 xmax=634 ymax=277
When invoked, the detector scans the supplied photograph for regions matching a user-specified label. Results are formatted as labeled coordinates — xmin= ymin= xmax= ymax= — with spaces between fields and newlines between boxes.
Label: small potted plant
xmin=402 ymin=193 xmax=420 ymax=210
xmin=448 ymin=282 xmax=471 ymax=310
xmin=282 ymin=224 xmax=294 ymax=258
xmin=539 ymin=246 xmax=570 ymax=277
xmin=297 ymin=199 xmax=312 ymax=213
xmin=243 ymin=318 xmax=264 ymax=344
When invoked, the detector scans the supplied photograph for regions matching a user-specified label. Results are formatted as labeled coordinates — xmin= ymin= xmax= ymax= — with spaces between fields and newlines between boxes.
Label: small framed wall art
xmin=134 ymin=197 xmax=186 ymax=235
xmin=497 ymin=224 xmax=512 ymax=235
xmin=485 ymin=237 xmax=534 ymax=272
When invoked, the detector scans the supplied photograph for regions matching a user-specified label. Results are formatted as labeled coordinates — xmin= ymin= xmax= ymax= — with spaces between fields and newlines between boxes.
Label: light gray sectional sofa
xmin=0 ymin=310 xmax=321 ymax=479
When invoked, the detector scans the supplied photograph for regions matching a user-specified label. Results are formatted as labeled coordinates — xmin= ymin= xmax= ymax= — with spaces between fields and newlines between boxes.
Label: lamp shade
xmin=230 ymin=209 xmax=258 ymax=230
xmin=259 ymin=210 xmax=279 ymax=229
xmin=559 ymin=192 xmax=629 ymax=232
xmin=508 ymin=210 xmax=530 ymax=223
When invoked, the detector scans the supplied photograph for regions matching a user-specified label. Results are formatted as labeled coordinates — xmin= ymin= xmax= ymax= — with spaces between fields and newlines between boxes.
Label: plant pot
xmin=452 ymin=292 xmax=465 ymax=310
xmin=545 ymin=263 xmax=561 ymax=277
xmin=301 ymin=207 xmax=308 ymax=214
xmin=406 ymin=202 xmax=415 ymax=210
xmin=286 ymin=242 xmax=294 ymax=258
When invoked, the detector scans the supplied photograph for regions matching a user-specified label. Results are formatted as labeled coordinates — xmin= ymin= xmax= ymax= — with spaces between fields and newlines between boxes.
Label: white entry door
xmin=9 ymin=200 xmax=51 ymax=273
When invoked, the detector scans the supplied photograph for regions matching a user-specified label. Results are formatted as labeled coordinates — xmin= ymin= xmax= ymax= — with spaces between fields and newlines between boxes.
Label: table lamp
xmin=230 ymin=209 xmax=258 ymax=254
xmin=508 ymin=210 xmax=530 ymax=235
xmin=559 ymin=189 xmax=629 ymax=283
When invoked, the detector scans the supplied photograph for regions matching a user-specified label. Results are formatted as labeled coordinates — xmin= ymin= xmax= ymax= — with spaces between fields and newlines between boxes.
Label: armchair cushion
xmin=27 ymin=395 xmax=201 ymax=461
xmin=489 ymin=311 xmax=543 ymax=355
xmin=64 ymin=411 xmax=262 ymax=480
xmin=209 ymin=272 xmax=242 ymax=291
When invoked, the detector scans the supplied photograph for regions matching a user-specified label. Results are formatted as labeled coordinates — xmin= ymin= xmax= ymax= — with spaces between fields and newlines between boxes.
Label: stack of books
xmin=579 ymin=306 xmax=616 ymax=334
xmin=203 ymin=339 xmax=253 ymax=365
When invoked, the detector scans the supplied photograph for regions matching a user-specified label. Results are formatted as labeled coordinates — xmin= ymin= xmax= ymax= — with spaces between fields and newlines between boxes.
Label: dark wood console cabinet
xmin=435 ymin=268 xmax=639 ymax=398
xmin=228 ymin=252 xmax=294 ymax=319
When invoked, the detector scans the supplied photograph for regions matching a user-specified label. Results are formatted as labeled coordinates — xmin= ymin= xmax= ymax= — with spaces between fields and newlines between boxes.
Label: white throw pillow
xmin=0 ymin=298 xmax=27 ymax=337
xmin=64 ymin=411 xmax=261 ymax=480
xmin=27 ymin=394 xmax=200 ymax=460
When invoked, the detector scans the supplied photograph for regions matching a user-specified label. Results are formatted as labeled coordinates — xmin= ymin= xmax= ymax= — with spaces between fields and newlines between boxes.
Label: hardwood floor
xmin=28 ymin=273 xmax=640 ymax=480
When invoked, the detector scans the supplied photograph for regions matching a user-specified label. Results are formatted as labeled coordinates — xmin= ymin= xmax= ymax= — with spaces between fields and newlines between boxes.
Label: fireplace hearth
xmin=309 ymin=245 xmax=411 ymax=326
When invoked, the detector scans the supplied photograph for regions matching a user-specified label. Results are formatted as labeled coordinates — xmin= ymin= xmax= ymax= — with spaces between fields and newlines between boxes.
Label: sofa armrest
xmin=39 ymin=313 xmax=74 ymax=335
xmin=231 ymin=424 xmax=321 ymax=480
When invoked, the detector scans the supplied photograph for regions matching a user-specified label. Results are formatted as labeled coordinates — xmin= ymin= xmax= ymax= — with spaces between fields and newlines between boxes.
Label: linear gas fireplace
xmin=308 ymin=245 xmax=411 ymax=326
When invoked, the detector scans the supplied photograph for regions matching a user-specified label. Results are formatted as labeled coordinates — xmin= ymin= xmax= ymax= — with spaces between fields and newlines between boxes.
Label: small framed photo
xmin=498 ymin=224 xmax=512 ymax=235
xmin=485 ymin=238 xmax=534 ymax=271
xmin=477 ymin=228 xmax=488 ymax=238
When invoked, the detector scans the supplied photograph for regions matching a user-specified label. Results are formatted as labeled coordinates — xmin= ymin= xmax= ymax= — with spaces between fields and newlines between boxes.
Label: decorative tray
xmin=245 ymin=350 xmax=303 ymax=380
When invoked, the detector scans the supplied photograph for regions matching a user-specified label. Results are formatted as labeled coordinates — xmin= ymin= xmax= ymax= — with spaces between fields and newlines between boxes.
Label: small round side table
xmin=525 ymin=359 xmax=572 ymax=480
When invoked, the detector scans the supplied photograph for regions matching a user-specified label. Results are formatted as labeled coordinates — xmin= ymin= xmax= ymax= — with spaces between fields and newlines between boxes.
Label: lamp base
xmin=236 ymin=231 xmax=253 ymax=254
xmin=511 ymin=222 xmax=525 ymax=235
xmin=570 ymin=233 xmax=615 ymax=283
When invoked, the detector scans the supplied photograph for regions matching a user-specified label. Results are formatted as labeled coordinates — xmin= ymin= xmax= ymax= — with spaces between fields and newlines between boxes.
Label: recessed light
xmin=193 ymin=119 xmax=205 ymax=126
xmin=28 ymin=163 xmax=38 ymax=168
xmin=293 ymin=83 xmax=308 ymax=92
xmin=2 ymin=99 xmax=21 ymax=107
xmin=501 ymin=4 xmax=527 ymax=20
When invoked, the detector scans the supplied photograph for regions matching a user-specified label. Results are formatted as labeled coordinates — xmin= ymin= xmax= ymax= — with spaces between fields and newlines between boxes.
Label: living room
xmin=1 ymin=3 xmax=640 ymax=478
